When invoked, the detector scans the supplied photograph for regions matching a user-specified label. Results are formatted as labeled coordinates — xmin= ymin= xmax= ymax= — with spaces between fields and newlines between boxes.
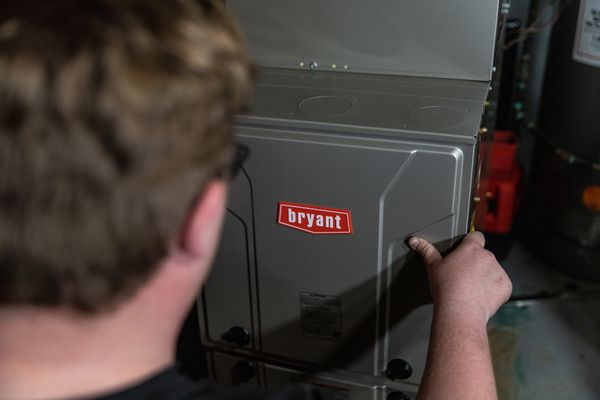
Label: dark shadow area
xmin=177 ymin=302 xmax=209 ymax=381
xmin=258 ymin=236 xmax=464 ymax=375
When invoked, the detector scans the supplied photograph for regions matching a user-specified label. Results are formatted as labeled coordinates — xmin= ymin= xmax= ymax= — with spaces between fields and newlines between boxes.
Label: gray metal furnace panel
xmin=263 ymin=364 xmax=380 ymax=400
xmin=385 ymin=305 xmax=433 ymax=386
xmin=239 ymin=68 xmax=489 ymax=141
xmin=228 ymin=0 xmax=499 ymax=81
xmin=200 ymin=124 xmax=477 ymax=377
xmin=207 ymin=351 xmax=420 ymax=399
xmin=262 ymin=362 xmax=421 ymax=400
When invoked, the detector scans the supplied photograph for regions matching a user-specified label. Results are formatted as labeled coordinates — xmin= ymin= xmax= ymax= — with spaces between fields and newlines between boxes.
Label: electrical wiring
xmin=526 ymin=123 xmax=600 ymax=171
xmin=502 ymin=0 xmax=574 ymax=50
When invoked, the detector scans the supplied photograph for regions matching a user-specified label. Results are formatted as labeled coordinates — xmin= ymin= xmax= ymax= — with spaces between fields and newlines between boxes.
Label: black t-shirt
xmin=93 ymin=367 xmax=319 ymax=400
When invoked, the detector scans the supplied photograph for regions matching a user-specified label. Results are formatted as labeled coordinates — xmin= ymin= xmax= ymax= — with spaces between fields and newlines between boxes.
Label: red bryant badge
xmin=277 ymin=202 xmax=353 ymax=235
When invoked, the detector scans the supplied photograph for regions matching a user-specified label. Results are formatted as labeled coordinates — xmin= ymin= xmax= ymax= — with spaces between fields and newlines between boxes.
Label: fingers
xmin=462 ymin=231 xmax=486 ymax=248
xmin=409 ymin=236 xmax=442 ymax=267
xmin=408 ymin=232 xmax=486 ymax=267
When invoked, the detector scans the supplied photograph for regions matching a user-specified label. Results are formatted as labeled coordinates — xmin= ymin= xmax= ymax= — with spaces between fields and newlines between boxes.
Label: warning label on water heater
xmin=300 ymin=292 xmax=342 ymax=341
xmin=573 ymin=0 xmax=600 ymax=67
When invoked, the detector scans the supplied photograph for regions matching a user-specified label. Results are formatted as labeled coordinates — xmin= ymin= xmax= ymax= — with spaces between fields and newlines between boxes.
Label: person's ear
xmin=139 ymin=180 xmax=227 ymax=335
xmin=178 ymin=179 xmax=228 ymax=263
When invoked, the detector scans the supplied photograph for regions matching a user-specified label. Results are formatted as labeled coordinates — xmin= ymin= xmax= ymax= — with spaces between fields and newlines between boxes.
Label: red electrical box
xmin=480 ymin=130 xmax=522 ymax=234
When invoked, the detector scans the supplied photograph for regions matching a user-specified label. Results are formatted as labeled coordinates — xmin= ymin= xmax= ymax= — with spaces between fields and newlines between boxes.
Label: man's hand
xmin=409 ymin=231 xmax=512 ymax=323
xmin=410 ymin=231 xmax=512 ymax=400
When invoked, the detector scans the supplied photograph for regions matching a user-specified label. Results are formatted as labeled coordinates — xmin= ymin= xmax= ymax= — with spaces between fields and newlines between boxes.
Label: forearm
xmin=416 ymin=305 xmax=497 ymax=400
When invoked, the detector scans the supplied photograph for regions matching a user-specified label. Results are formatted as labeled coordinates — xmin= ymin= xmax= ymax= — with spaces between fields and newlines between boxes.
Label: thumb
xmin=409 ymin=237 xmax=442 ymax=267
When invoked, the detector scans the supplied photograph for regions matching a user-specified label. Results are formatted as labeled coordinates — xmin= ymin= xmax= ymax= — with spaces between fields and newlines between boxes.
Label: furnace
xmin=198 ymin=1 xmax=501 ymax=399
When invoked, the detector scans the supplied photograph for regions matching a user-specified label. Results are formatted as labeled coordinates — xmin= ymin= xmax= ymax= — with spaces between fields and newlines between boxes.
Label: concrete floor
xmin=489 ymin=242 xmax=600 ymax=400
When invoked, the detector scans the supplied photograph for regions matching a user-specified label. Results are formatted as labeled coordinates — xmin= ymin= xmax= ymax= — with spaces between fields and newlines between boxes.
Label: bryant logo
xmin=277 ymin=202 xmax=353 ymax=235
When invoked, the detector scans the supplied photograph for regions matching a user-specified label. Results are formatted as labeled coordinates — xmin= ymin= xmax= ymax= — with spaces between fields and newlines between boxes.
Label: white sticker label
xmin=573 ymin=0 xmax=600 ymax=67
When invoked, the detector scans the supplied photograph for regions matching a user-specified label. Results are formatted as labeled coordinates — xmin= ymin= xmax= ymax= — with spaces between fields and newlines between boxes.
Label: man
xmin=0 ymin=1 xmax=512 ymax=399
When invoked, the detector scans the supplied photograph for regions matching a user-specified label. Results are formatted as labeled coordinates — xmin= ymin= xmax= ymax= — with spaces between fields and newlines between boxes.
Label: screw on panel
xmin=222 ymin=326 xmax=251 ymax=346
xmin=309 ymin=61 xmax=318 ymax=69
xmin=387 ymin=392 xmax=411 ymax=400
xmin=385 ymin=359 xmax=413 ymax=380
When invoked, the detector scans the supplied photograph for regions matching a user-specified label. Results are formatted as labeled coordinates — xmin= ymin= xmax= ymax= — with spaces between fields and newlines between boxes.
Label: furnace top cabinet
xmin=227 ymin=0 xmax=499 ymax=81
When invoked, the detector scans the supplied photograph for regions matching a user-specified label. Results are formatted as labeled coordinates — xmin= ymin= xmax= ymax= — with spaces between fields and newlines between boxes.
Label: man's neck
xmin=0 ymin=247 xmax=205 ymax=400
xmin=0 ymin=303 xmax=176 ymax=400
